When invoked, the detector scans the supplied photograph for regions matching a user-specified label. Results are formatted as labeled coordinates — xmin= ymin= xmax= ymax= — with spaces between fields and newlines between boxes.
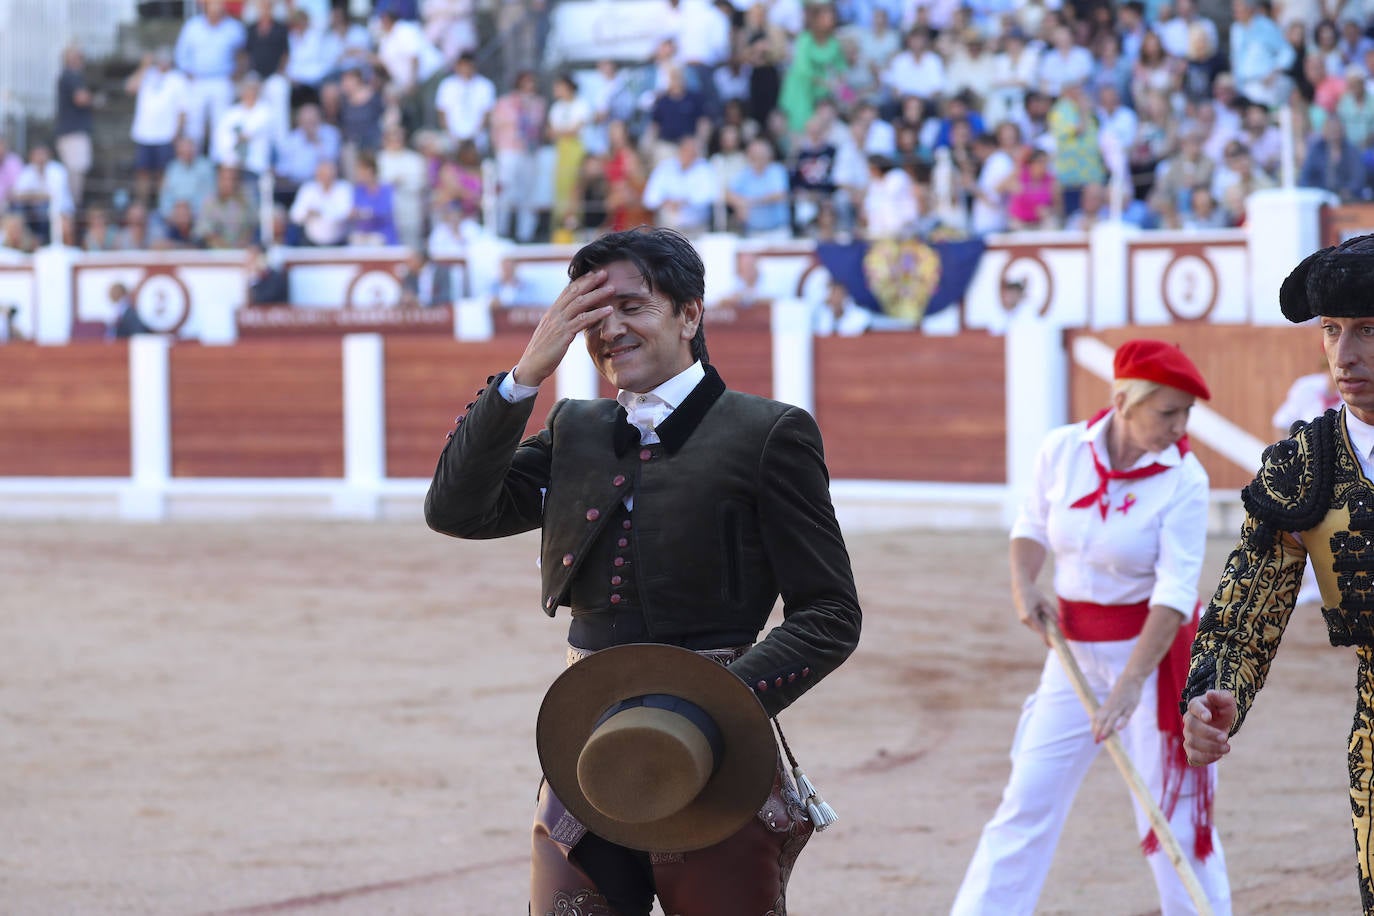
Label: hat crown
xmin=577 ymin=703 xmax=718 ymax=824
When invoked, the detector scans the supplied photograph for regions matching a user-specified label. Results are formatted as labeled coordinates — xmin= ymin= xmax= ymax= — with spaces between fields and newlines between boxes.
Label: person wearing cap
xmin=425 ymin=226 xmax=861 ymax=914
xmin=1183 ymin=234 xmax=1374 ymax=913
xmin=952 ymin=339 xmax=1233 ymax=915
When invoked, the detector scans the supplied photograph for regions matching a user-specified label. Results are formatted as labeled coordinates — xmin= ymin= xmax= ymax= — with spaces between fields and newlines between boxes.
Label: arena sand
xmin=0 ymin=519 xmax=1356 ymax=914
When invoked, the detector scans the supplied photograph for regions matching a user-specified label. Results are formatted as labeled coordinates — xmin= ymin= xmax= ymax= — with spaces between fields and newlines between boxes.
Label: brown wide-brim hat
xmin=536 ymin=643 xmax=776 ymax=853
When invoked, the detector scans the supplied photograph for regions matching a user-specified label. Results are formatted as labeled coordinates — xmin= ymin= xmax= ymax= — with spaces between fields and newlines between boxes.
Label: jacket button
xmin=486 ymin=375 xmax=495 ymax=383
xmin=562 ymin=553 xmax=574 ymax=567
xmin=622 ymin=519 xmax=632 ymax=530
xmin=774 ymin=677 xmax=784 ymax=688
xmin=585 ymin=508 xmax=600 ymax=521
xmin=756 ymin=680 xmax=768 ymax=692
xmin=610 ymin=594 xmax=622 ymax=605
xmin=617 ymin=537 xmax=628 ymax=548
xmin=801 ymin=667 xmax=811 ymax=677
xmin=640 ymin=448 xmax=652 ymax=461
xmin=610 ymin=575 xmax=622 ymax=586
xmin=613 ymin=557 xmax=625 ymax=567
xmin=444 ymin=431 xmax=453 ymax=440
xmin=613 ymin=474 xmax=626 ymax=486
xmin=788 ymin=673 xmax=797 ymax=682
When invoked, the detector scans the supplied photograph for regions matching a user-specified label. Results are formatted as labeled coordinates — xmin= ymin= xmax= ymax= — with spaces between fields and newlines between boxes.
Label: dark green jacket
xmin=425 ymin=366 xmax=861 ymax=717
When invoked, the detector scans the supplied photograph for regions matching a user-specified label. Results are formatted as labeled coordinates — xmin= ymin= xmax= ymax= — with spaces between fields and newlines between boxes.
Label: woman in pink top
xmin=1007 ymin=148 xmax=1060 ymax=229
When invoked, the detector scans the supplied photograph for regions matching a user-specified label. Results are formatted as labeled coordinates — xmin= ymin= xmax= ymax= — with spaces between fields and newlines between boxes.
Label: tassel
xmin=792 ymin=764 xmax=838 ymax=831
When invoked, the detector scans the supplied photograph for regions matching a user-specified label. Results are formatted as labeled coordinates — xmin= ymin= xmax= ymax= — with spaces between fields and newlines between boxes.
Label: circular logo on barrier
xmin=346 ymin=268 xmax=404 ymax=308
xmin=999 ymin=255 xmax=1053 ymax=316
xmin=133 ymin=271 xmax=191 ymax=332
xmin=1160 ymin=253 xmax=1218 ymax=321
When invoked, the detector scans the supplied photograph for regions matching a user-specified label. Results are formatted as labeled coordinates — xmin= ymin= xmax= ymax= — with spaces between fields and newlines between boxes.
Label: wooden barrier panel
xmin=1068 ymin=325 xmax=1319 ymax=492
xmin=384 ymin=337 xmax=545 ymax=479
xmin=0 ymin=342 xmax=131 ymax=476
xmin=170 ymin=341 xmax=345 ymax=478
xmin=814 ymin=331 xmax=1007 ymax=482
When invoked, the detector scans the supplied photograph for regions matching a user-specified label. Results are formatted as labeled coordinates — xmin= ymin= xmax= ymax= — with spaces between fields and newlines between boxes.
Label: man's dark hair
xmin=568 ymin=227 xmax=709 ymax=364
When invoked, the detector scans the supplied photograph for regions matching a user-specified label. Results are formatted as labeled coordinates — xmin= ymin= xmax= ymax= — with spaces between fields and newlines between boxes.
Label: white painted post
xmin=1245 ymin=187 xmax=1336 ymax=324
xmin=1004 ymin=315 xmax=1067 ymax=526
xmin=31 ymin=243 xmax=75 ymax=343
xmin=121 ymin=334 xmax=170 ymax=520
xmin=337 ymin=333 xmax=385 ymax=518
xmin=454 ymin=297 xmax=494 ymax=340
xmin=556 ymin=333 xmax=601 ymax=401
xmin=770 ymin=297 xmax=814 ymax=414
xmin=258 ymin=169 xmax=275 ymax=245
xmin=1088 ymin=218 xmax=1138 ymax=329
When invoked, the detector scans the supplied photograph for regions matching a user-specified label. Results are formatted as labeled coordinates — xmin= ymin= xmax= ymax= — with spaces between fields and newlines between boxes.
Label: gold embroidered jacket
xmin=1184 ymin=408 xmax=1374 ymax=732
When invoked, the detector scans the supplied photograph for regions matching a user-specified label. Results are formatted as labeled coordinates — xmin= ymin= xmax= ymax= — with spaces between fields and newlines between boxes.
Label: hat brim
xmin=536 ymin=644 xmax=776 ymax=853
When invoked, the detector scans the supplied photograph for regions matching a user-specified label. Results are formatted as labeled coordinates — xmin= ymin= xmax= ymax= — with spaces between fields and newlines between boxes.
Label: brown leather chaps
xmin=529 ymin=767 xmax=813 ymax=916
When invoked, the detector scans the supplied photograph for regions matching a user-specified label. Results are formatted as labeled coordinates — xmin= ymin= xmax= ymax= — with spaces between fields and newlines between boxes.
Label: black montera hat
xmin=1279 ymin=234 xmax=1374 ymax=323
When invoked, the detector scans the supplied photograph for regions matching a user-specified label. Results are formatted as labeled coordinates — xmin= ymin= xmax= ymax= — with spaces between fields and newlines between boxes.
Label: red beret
xmin=1112 ymin=339 xmax=1211 ymax=400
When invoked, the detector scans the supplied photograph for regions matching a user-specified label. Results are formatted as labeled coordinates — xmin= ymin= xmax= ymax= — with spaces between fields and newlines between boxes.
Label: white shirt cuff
xmin=497 ymin=367 xmax=540 ymax=403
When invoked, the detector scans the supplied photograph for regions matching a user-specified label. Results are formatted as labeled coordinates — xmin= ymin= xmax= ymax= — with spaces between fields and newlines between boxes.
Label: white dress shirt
xmin=435 ymin=72 xmax=496 ymax=142
xmin=1011 ymin=410 xmax=1209 ymax=614
xmin=1344 ymin=408 xmax=1374 ymax=480
xmin=288 ymin=179 xmax=353 ymax=245
xmin=130 ymin=68 xmax=190 ymax=145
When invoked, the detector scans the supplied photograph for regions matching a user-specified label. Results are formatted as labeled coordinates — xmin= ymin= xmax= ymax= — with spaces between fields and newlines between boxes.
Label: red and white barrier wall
xmin=0 ymin=187 xmax=1354 ymax=526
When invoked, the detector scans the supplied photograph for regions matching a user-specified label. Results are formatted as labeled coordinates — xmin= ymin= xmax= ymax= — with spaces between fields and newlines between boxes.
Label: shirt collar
xmin=1080 ymin=408 xmax=1183 ymax=469
xmin=1344 ymin=406 xmax=1374 ymax=463
xmin=617 ymin=361 xmax=704 ymax=412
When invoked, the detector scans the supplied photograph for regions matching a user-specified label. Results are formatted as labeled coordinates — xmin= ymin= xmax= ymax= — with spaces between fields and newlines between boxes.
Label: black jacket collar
xmin=612 ymin=365 xmax=727 ymax=457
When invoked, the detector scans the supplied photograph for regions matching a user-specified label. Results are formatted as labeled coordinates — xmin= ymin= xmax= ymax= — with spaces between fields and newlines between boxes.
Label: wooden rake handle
xmin=1043 ymin=616 xmax=1215 ymax=916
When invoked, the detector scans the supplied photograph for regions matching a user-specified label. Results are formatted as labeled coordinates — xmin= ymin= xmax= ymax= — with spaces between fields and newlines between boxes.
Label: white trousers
xmin=951 ymin=638 xmax=1232 ymax=916
xmin=183 ymin=76 xmax=234 ymax=148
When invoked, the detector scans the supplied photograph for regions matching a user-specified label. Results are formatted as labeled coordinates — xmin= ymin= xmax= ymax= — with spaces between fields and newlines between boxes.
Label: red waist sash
xmin=1055 ymin=595 xmax=1213 ymax=861
xmin=1058 ymin=598 xmax=1150 ymax=642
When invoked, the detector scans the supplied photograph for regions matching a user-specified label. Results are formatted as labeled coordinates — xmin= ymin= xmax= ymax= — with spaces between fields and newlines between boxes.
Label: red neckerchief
xmin=1068 ymin=408 xmax=1190 ymax=520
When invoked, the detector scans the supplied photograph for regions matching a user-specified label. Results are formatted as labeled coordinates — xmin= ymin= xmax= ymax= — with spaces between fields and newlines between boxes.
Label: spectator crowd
xmin=2 ymin=0 xmax=1374 ymax=264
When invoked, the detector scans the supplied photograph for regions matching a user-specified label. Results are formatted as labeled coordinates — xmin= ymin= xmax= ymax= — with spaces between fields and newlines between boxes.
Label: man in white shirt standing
xmin=667 ymin=0 xmax=732 ymax=114
xmin=969 ymin=132 xmax=1014 ymax=235
xmin=375 ymin=8 xmax=444 ymax=119
xmin=213 ymin=73 xmax=277 ymax=188
xmin=434 ymin=52 xmax=496 ymax=153
xmin=288 ymin=159 xmax=352 ymax=246
xmin=126 ymin=46 xmax=188 ymax=205
xmin=174 ymin=0 xmax=246 ymax=149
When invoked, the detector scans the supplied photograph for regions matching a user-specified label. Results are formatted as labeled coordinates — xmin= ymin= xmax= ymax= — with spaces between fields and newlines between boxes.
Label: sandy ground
xmin=0 ymin=517 xmax=1360 ymax=915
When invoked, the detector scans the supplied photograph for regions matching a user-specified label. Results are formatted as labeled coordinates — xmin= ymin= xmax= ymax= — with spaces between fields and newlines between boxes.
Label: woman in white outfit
xmin=951 ymin=339 xmax=1232 ymax=916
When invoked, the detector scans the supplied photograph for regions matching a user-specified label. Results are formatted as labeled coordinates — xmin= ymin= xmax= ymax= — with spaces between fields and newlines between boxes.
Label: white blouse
xmin=1011 ymin=411 xmax=1209 ymax=615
